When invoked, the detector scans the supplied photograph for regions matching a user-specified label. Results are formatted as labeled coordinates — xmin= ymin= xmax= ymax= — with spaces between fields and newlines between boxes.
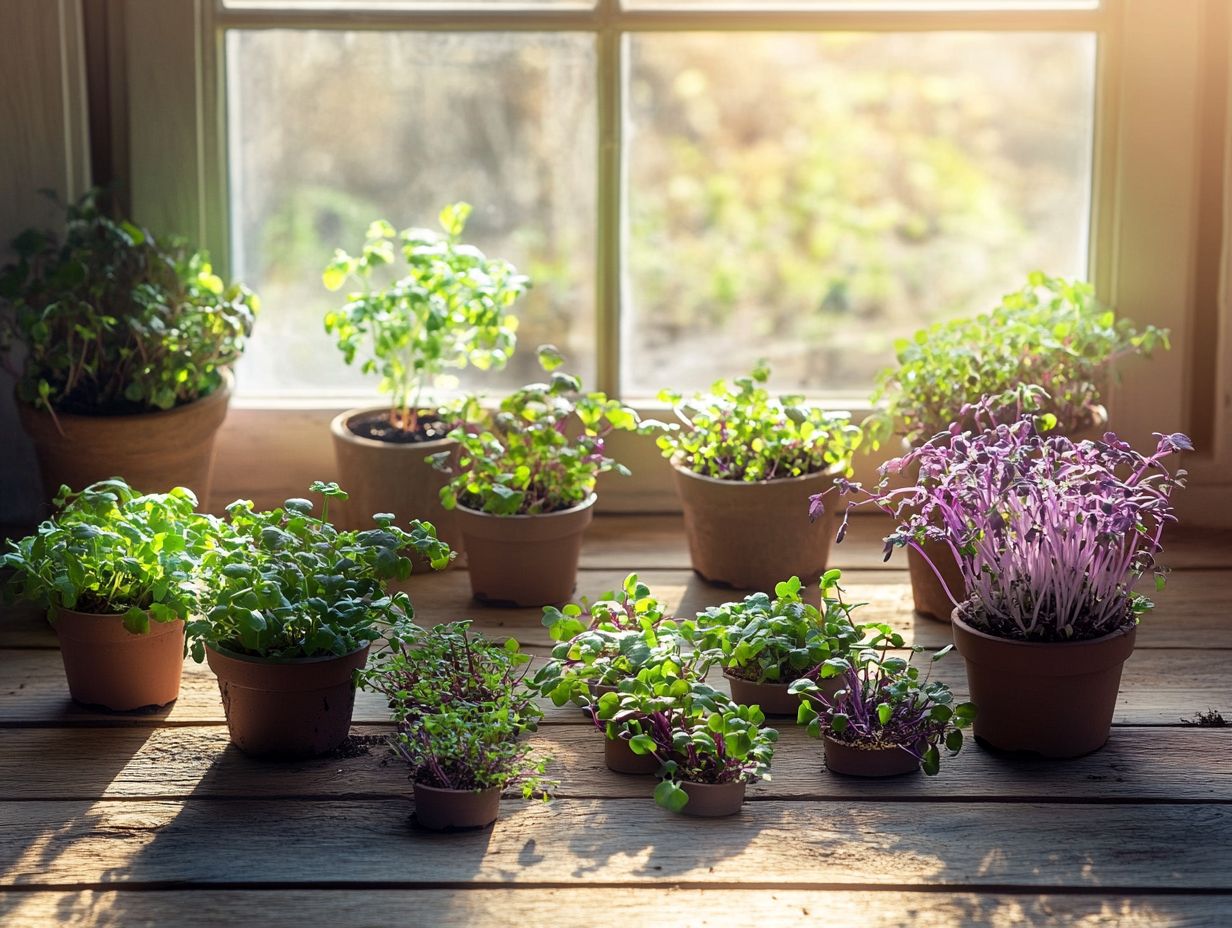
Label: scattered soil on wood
xmin=331 ymin=734 xmax=391 ymax=759
xmin=1181 ymin=708 xmax=1227 ymax=727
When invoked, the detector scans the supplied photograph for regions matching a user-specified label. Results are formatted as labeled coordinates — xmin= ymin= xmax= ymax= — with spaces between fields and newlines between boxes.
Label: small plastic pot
xmin=823 ymin=736 xmax=921 ymax=777
xmin=455 ymin=496 xmax=595 ymax=607
xmin=205 ymin=643 xmax=370 ymax=758
xmin=413 ymin=782 xmax=502 ymax=831
xmin=52 ymin=608 xmax=185 ymax=711
xmin=604 ymin=735 xmax=661 ymax=775
xmin=679 ymin=780 xmax=746 ymax=817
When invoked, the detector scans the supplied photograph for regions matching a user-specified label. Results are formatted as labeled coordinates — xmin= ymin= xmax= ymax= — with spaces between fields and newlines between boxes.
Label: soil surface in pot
xmin=346 ymin=412 xmax=451 ymax=444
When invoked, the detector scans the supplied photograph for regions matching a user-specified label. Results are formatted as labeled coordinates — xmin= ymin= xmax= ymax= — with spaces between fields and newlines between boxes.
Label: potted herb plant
xmin=323 ymin=203 xmax=530 ymax=551
xmin=596 ymin=674 xmax=777 ymax=817
xmin=0 ymin=191 xmax=258 ymax=506
xmin=869 ymin=272 xmax=1169 ymax=621
xmin=191 ymin=481 xmax=452 ymax=758
xmin=655 ymin=362 xmax=862 ymax=591
xmin=838 ymin=403 xmax=1190 ymax=757
xmin=791 ymin=635 xmax=974 ymax=777
xmin=430 ymin=347 xmax=643 ymax=606
xmin=359 ymin=621 xmax=551 ymax=831
xmin=531 ymin=573 xmax=703 ymax=715
xmin=1 ymin=479 xmax=224 ymax=711
xmin=681 ymin=572 xmax=861 ymax=716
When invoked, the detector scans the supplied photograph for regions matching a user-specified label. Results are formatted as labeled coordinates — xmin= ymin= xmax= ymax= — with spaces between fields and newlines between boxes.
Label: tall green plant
xmin=323 ymin=203 xmax=530 ymax=433
xmin=0 ymin=190 xmax=257 ymax=417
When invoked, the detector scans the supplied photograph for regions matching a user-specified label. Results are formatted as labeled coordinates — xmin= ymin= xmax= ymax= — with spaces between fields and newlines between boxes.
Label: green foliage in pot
xmin=430 ymin=346 xmax=644 ymax=515
xmin=360 ymin=621 xmax=551 ymax=797
xmin=1 ymin=478 xmax=224 ymax=634
xmin=189 ymin=481 xmax=452 ymax=661
xmin=594 ymin=669 xmax=777 ymax=813
xmin=323 ymin=203 xmax=530 ymax=434
xmin=530 ymin=574 xmax=704 ymax=706
xmin=871 ymin=272 xmax=1169 ymax=446
xmin=655 ymin=361 xmax=862 ymax=481
xmin=0 ymin=190 xmax=258 ymax=417
xmin=682 ymin=571 xmax=862 ymax=685
xmin=790 ymin=633 xmax=975 ymax=776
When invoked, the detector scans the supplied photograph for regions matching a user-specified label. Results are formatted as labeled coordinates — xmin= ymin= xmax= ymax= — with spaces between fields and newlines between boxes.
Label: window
xmin=215 ymin=0 xmax=1103 ymax=401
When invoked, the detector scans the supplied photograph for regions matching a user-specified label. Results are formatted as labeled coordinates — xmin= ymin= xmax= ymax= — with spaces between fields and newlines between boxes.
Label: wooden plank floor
xmin=0 ymin=515 xmax=1229 ymax=927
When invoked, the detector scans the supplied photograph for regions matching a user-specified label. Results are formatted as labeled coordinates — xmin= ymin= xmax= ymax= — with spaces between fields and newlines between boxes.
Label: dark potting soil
xmin=348 ymin=412 xmax=452 ymax=444
xmin=330 ymin=734 xmax=392 ymax=758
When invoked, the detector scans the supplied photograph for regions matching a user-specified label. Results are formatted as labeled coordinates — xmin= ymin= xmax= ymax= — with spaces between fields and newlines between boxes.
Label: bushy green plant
xmin=871 ymin=272 xmax=1169 ymax=445
xmin=189 ymin=482 xmax=452 ymax=661
xmin=683 ymin=572 xmax=862 ymax=685
xmin=790 ymin=632 xmax=975 ymax=776
xmin=530 ymin=574 xmax=704 ymax=706
xmin=0 ymin=190 xmax=257 ymax=417
xmin=430 ymin=347 xmax=643 ymax=515
xmin=323 ymin=203 xmax=530 ymax=433
xmin=594 ymin=669 xmax=777 ymax=812
xmin=1 ymin=479 xmax=225 ymax=634
xmin=655 ymin=362 xmax=862 ymax=481
xmin=360 ymin=622 xmax=551 ymax=797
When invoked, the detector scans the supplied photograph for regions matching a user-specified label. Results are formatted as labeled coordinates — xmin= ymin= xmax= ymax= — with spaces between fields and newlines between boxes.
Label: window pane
xmin=624 ymin=32 xmax=1096 ymax=395
xmin=223 ymin=1 xmax=593 ymax=9
xmin=622 ymin=1 xmax=1097 ymax=9
xmin=227 ymin=30 xmax=596 ymax=398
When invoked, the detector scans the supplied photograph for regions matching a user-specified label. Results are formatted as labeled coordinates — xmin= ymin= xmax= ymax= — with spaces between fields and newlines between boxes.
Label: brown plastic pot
xmin=679 ymin=779 xmax=746 ymax=817
xmin=823 ymin=736 xmax=921 ymax=777
xmin=951 ymin=606 xmax=1135 ymax=758
xmin=903 ymin=408 xmax=1108 ymax=624
xmin=455 ymin=496 xmax=595 ymax=607
xmin=413 ymin=782 xmax=501 ymax=831
xmin=604 ymin=735 xmax=661 ymax=775
xmin=671 ymin=461 xmax=839 ymax=591
xmin=52 ymin=608 xmax=185 ymax=711
xmin=205 ymin=643 xmax=370 ymax=758
xmin=330 ymin=406 xmax=461 ymax=556
xmin=17 ymin=370 xmax=232 ymax=507
xmin=723 ymin=670 xmax=836 ymax=717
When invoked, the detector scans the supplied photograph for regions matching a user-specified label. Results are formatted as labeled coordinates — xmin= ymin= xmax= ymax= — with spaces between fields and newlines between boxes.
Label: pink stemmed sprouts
xmin=815 ymin=396 xmax=1191 ymax=641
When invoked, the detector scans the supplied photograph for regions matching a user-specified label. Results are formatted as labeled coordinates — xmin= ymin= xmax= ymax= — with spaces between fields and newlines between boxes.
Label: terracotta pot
xmin=724 ymin=670 xmax=830 ymax=717
xmin=908 ymin=541 xmax=965 ymax=623
xmin=413 ymin=782 xmax=501 ymax=831
xmin=455 ymin=496 xmax=595 ymax=607
xmin=330 ymin=407 xmax=462 ymax=556
xmin=951 ymin=607 xmax=1135 ymax=758
xmin=52 ymin=608 xmax=185 ymax=711
xmin=604 ymin=735 xmax=661 ymax=775
xmin=205 ymin=643 xmax=370 ymax=758
xmin=671 ymin=461 xmax=839 ymax=591
xmin=679 ymin=779 xmax=746 ymax=817
xmin=17 ymin=370 xmax=232 ymax=507
xmin=903 ymin=408 xmax=1108 ymax=624
xmin=823 ymin=736 xmax=920 ymax=777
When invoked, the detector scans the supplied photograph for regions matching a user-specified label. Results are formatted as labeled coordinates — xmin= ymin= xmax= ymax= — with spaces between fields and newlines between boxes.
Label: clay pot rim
xmin=17 ymin=368 xmax=234 ymax=425
xmin=455 ymin=494 xmax=597 ymax=522
xmin=412 ymin=781 xmax=504 ymax=798
xmin=951 ymin=603 xmax=1137 ymax=651
xmin=722 ymin=668 xmax=793 ymax=689
xmin=205 ymin=641 xmax=372 ymax=666
xmin=53 ymin=606 xmax=184 ymax=631
xmin=899 ymin=404 xmax=1111 ymax=453
xmin=675 ymin=775 xmax=751 ymax=788
xmin=823 ymin=734 xmax=917 ymax=753
xmin=330 ymin=405 xmax=457 ymax=452
xmin=670 ymin=457 xmax=842 ymax=488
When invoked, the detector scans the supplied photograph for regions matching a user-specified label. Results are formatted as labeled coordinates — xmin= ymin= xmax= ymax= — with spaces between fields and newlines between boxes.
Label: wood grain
xmin=0 ymin=889 xmax=1224 ymax=928
xmin=0 ymin=724 xmax=1225 ymax=804
xmin=2 ymin=799 xmax=1229 ymax=890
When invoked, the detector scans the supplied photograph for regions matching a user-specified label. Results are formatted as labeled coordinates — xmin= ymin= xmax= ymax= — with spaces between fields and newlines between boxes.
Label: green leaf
xmin=654 ymin=779 xmax=689 ymax=814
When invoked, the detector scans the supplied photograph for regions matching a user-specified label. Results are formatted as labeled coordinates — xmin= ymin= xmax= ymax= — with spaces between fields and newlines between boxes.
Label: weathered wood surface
xmin=1 ymin=890 xmax=1224 ymax=928
xmin=2 ymin=799 xmax=1229 ymax=889
xmin=0 ymin=513 xmax=1228 ymax=922
xmin=0 ymin=645 xmax=1226 ymax=727
xmin=0 ymin=724 xmax=1226 ymax=804
xmin=3 ymin=565 xmax=1229 ymax=651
